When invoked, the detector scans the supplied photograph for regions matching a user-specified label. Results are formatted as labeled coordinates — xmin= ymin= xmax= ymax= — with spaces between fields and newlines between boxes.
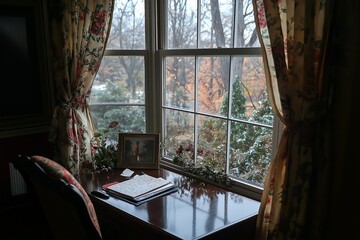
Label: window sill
xmin=160 ymin=159 xmax=263 ymax=202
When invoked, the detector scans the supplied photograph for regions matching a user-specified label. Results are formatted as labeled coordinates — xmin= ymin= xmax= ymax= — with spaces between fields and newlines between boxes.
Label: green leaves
xmin=89 ymin=121 xmax=120 ymax=172
xmin=173 ymin=145 xmax=232 ymax=187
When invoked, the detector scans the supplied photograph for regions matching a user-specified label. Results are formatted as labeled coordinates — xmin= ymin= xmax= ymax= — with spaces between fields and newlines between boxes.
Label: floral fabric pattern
xmin=48 ymin=0 xmax=114 ymax=175
xmin=31 ymin=155 xmax=102 ymax=237
xmin=253 ymin=0 xmax=334 ymax=239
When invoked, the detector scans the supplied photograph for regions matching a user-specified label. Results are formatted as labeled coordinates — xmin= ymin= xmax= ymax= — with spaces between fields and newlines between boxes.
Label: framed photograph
xmin=117 ymin=133 xmax=160 ymax=169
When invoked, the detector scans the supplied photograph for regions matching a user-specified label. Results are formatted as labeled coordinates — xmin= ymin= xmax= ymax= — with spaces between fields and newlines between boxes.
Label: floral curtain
xmin=253 ymin=0 xmax=334 ymax=238
xmin=48 ymin=0 xmax=114 ymax=175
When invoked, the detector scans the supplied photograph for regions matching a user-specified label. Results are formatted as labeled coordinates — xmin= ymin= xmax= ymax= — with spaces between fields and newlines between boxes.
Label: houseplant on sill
xmin=84 ymin=121 xmax=120 ymax=172
xmin=173 ymin=144 xmax=232 ymax=187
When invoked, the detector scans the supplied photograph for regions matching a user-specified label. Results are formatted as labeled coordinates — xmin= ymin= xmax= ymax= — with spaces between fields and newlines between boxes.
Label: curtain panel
xmin=253 ymin=0 xmax=334 ymax=239
xmin=48 ymin=0 xmax=114 ymax=175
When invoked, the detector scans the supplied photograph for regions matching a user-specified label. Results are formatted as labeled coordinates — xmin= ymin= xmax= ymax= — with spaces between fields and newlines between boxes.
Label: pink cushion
xmin=31 ymin=155 xmax=101 ymax=237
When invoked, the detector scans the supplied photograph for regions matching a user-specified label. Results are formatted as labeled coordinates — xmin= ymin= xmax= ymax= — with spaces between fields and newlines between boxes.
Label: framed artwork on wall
xmin=117 ymin=133 xmax=160 ymax=169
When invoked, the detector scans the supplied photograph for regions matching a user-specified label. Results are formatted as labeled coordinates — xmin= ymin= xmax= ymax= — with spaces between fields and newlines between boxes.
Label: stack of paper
xmin=104 ymin=174 xmax=177 ymax=202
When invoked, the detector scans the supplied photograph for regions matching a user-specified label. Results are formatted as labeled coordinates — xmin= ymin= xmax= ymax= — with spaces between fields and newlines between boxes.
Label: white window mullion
xmin=160 ymin=0 xmax=168 ymax=50
xmin=232 ymin=0 xmax=238 ymax=48
xmin=193 ymin=55 xmax=199 ymax=164
xmin=225 ymin=56 xmax=235 ymax=174
xmin=196 ymin=0 xmax=201 ymax=48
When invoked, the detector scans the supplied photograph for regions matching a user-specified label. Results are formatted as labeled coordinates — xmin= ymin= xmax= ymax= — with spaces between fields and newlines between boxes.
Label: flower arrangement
xmin=85 ymin=121 xmax=120 ymax=172
xmin=173 ymin=144 xmax=232 ymax=187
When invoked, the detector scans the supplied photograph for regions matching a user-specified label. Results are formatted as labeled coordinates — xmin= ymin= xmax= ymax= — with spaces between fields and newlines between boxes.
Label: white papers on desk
xmin=106 ymin=174 xmax=176 ymax=202
xmin=120 ymin=168 xmax=134 ymax=177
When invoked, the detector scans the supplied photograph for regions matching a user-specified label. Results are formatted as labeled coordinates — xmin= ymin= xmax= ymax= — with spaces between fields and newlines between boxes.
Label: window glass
xmin=167 ymin=0 xmax=197 ymax=49
xmin=91 ymin=56 xmax=145 ymax=104
xmin=164 ymin=56 xmax=195 ymax=111
xmin=197 ymin=56 xmax=230 ymax=116
xmin=107 ymin=0 xmax=145 ymax=50
xmin=197 ymin=115 xmax=227 ymax=168
xmin=163 ymin=109 xmax=195 ymax=159
xmin=162 ymin=0 xmax=273 ymax=188
xmin=199 ymin=0 xmax=233 ymax=48
xmin=90 ymin=0 xmax=146 ymax=139
xmin=167 ymin=0 xmax=260 ymax=49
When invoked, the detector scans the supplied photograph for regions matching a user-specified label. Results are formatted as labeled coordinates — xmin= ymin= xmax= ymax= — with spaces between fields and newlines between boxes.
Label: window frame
xmin=156 ymin=0 xmax=281 ymax=201
xmin=90 ymin=0 xmax=158 ymax=133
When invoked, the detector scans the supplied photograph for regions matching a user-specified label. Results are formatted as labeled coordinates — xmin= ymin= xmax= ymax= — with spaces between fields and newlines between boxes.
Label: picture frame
xmin=117 ymin=133 xmax=160 ymax=169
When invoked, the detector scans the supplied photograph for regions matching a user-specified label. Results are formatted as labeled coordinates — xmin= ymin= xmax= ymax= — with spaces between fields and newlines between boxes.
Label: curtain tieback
xmin=59 ymin=96 xmax=89 ymax=111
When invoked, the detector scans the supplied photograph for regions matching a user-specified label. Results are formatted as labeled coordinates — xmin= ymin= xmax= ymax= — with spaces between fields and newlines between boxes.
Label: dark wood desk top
xmin=79 ymin=167 xmax=260 ymax=240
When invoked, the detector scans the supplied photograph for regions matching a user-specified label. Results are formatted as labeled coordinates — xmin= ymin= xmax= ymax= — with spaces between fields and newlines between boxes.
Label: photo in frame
xmin=117 ymin=133 xmax=160 ymax=169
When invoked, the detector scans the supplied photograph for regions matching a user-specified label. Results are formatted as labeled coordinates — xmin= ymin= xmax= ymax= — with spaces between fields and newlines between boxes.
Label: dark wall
xmin=0 ymin=0 xmax=54 ymax=206
xmin=325 ymin=1 xmax=360 ymax=239
xmin=0 ymin=0 xmax=53 ymax=132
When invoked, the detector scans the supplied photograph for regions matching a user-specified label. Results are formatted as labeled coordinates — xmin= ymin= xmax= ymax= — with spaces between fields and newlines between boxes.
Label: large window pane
xmin=166 ymin=0 xmax=259 ymax=49
xmin=199 ymin=0 xmax=260 ymax=48
xmin=199 ymin=0 xmax=233 ymax=48
xmin=229 ymin=122 xmax=272 ymax=186
xmin=90 ymin=56 xmax=145 ymax=104
xmin=107 ymin=0 xmax=145 ymax=50
xmin=197 ymin=115 xmax=227 ymax=171
xmin=164 ymin=56 xmax=195 ymax=110
xmin=167 ymin=0 xmax=197 ymax=49
xmin=233 ymin=0 xmax=260 ymax=48
xmin=163 ymin=109 xmax=194 ymax=159
xmin=197 ymin=56 xmax=229 ymax=116
xmin=230 ymin=56 xmax=271 ymax=125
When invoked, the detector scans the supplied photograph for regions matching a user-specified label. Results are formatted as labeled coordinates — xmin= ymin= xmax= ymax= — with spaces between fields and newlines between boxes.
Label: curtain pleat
xmin=48 ymin=0 xmax=114 ymax=175
xmin=252 ymin=0 xmax=334 ymax=238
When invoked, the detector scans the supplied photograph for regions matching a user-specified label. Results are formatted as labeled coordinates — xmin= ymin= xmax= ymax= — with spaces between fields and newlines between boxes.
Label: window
xmin=90 ymin=0 xmax=148 ymax=137
xmin=90 ymin=0 xmax=280 ymax=200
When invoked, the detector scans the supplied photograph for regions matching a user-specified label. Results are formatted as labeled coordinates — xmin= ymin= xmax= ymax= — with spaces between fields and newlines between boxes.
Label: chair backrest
xmin=11 ymin=155 xmax=102 ymax=240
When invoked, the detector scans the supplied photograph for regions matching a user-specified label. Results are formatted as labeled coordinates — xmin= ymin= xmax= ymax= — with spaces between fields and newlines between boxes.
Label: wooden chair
xmin=11 ymin=155 xmax=102 ymax=240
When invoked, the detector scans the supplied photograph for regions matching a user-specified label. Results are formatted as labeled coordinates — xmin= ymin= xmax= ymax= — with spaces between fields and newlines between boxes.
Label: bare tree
xmin=109 ymin=0 xmax=145 ymax=98
xmin=167 ymin=0 xmax=196 ymax=111
xmin=208 ymin=0 xmax=258 ymax=91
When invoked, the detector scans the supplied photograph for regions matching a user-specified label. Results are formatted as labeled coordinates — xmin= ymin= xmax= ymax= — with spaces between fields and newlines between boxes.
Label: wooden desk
xmin=79 ymin=167 xmax=260 ymax=240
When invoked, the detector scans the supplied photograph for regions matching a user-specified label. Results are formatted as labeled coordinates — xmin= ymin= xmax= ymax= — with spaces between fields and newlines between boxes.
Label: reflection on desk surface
xmin=79 ymin=167 xmax=260 ymax=239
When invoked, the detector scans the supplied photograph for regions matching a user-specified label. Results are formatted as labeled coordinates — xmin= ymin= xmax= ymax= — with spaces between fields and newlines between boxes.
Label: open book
xmin=104 ymin=174 xmax=177 ymax=202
